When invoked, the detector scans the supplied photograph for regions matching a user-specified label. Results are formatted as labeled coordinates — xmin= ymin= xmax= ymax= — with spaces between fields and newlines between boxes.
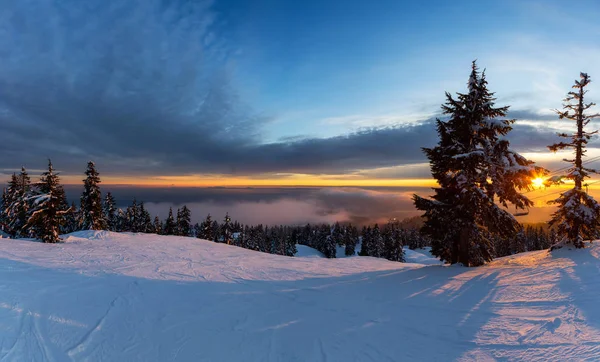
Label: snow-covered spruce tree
xmin=4 ymin=168 xmax=33 ymax=237
xmin=547 ymin=73 xmax=600 ymax=249
xmin=103 ymin=192 xmax=117 ymax=231
xmin=163 ymin=207 xmax=176 ymax=235
xmin=26 ymin=160 xmax=70 ymax=243
xmin=80 ymin=161 xmax=107 ymax=230
xmin=176 ymin=205 xmax=191 ymax=236
xmin=413 ymin=61 xmax=541 ymax=266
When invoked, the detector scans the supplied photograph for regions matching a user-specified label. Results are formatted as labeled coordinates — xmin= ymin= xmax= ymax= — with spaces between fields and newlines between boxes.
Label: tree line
xmin=0 ymin=160 xmax=423 ymax=262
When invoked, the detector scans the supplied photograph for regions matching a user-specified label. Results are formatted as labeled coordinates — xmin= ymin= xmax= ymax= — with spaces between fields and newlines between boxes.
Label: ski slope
xmin=0 ymin=231 xmax=599 ymax=361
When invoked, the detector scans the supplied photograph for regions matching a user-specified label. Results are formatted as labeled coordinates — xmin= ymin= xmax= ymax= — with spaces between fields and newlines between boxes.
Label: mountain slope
xmin=0 ymin=231 xmax=598 ymax=361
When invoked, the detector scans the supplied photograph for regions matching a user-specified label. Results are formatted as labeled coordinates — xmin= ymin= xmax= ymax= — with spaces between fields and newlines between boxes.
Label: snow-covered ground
xmin=0 ymin=232 xmax=599 ymax=361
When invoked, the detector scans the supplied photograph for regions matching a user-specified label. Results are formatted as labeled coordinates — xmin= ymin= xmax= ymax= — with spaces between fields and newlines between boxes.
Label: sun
xmin=531 ymin=177 xmax=545 ymax=188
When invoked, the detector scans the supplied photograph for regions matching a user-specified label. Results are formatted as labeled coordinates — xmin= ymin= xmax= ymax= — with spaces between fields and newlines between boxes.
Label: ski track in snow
xmin=0 ymin=231 xmax=599 ymax=361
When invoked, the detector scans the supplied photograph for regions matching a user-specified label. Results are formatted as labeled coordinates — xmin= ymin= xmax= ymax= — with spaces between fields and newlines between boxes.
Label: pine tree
xmin=4 ymin=168 xmax=33 ymax=237
xmin=26 ymin=160 xmax=69 ymax=243
xmin=198 ymin=214 xmax=213 ymax=240
xmin=222 ymin=213 xmax=232 ymax=244
xmin=62 ymin=202 xmax=79 ymax=234
xmin=124 ymin=198 xmax=140 ymax=232
xmin=331 ymin=222 xmax=344 ymax=246
xmin=115 ymin=209 xmax=127 ymax=232
xmin=286 ymin=228 xmax=299 ymax=256
xmin=344 ymin=224 xmax=358 ymax=256
xmin=548 ymin=73 xmax=600 ymax=249
xmin=176 ymin=205 xmax=191 ymax=236
xmin=211 ymin=220 xmax=220 ymax=242
xmin=371 ymin=224 xmax=383 ymax=258
xmin=79 ymin=161 xmax=106 ymax=230
xmin=139 ymin=202 xmax=153 ymax=233
xmin=413 ymin=61 xmax=540 ymax=266
xmin=153 ymin=216 xmax=163 ymax=234
xmin=103 ymin=192 xmax=117 ymax=231
xmin=163 ymin=207 xmax=176 ymax=235
xmin=359 ymin=226 xmax=371 ymax=256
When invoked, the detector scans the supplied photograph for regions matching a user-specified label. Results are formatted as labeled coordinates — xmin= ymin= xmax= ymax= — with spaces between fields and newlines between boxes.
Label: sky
xmin=2 ymin=0 xmax=600 ymax=224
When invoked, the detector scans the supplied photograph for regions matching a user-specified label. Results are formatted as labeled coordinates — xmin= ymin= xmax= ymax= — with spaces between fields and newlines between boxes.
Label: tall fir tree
xmin=198 ymin=214 xmax=213 ymax=241
xmin=222 ymin=213 xmax=232 ymax=244
xmin=4 ymin=168 xmax=33 ymax=237
xmin=413 ymin=61 xmax=541 ymax=266
xmin=344 ymin=224 xmax=358 ymax=256
xmin=547 ymin=73 xmax=600 ymax=249
xmin=26 ymin=160 xmax=69 ymax=243
xmin=153 ymin=216 xmax=163 ymax=235
xmin=103 ymin=192 xmax=117 ymax=231
xmin=80 ymin=161 xmax=107 ymax=230
xmin=176 ymin=205 xmax=192 ymax=236
xmin=139 ymin=202 xmax=153 ymax=233
xmin=163 ymin=207 xmax=176 ymax=235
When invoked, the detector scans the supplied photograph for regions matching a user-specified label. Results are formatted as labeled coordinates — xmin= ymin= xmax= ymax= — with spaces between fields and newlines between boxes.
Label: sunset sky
xmin=2 ymin=0 xmax=600 ymax=224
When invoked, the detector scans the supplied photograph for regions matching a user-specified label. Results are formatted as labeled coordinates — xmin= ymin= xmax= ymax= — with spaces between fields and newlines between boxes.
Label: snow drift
xmin=0 ymin=232 xmax=599 ymax=361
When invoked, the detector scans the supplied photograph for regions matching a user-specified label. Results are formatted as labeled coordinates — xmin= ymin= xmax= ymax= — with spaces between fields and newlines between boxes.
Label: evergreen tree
xmin=198 ymin=214 xmax=213 ymax=240
xmin=371 ymin=224 xmax=384 ymax=258
xmin=359 ymin=226 xmax=371 ymax=256
xmin=26 ymin=160 xmax=69 ymax=243
xmin=222 ymin=213 xmax=232 ymax=244
xmin=125 ymin=198 xmax=140 ymax=232
xmin=211 ymin=220 xmax=220 ymax=242
xmin=344 ymin=224 xmax=358 ymax=256
xmin=103 ymin=192 xmax=117 ymax=231
xmin=163 ymin=207 xmax=176 ymax=235
xmin=413 ymin=61 xmax=540 ymax=266
xmin=331 ymin=222 xmax=344 ymax=246
xmin=79 ymin=161 xmax=106 ymax=230
xmin=139 ymin=202 xmax=153 ymax=233
xmin=62 ymin=202 xmax=79 ymax=234
xmin=4 ymin=168 xmax=33 ymax=237
xmin=115 ymin=209 xmax=127 ymax=232
xmin=176 ymin=205 xmax=191 ymax=236
xmin=153 ymin=216 xmax=163 ymax=234
xmin=286 ymin=228 xmax=299 ymax=256
xmin=548 ymin=73 xmax=600 ymax=249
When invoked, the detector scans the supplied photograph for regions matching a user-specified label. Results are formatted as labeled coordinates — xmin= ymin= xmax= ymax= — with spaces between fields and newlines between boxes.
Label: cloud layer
xmin=0 ymin=0 xmax=586 ymax=178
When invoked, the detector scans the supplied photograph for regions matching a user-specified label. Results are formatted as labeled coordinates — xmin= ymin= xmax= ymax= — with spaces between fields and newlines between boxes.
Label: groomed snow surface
xmin=0 ymin=232 xmax=599 ymax=361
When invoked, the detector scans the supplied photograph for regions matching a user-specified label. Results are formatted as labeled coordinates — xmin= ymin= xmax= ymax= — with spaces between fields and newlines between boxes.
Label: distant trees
xmin=413 ymin=61 xmax=542 ymax=266
xmin=548 ymin=73 xmax=600 ymax=249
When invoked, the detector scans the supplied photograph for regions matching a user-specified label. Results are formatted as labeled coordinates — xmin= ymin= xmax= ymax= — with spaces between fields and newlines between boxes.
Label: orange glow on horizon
xmin=59 ymin=174 xmax=439 ymax=188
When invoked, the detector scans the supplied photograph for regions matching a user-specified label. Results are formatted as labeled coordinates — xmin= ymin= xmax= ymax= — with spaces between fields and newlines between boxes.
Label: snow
xmin=403 ymin=247 xmax=443 ymax=265
xmin=1 ymin=232 xmax=600 ymax=361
